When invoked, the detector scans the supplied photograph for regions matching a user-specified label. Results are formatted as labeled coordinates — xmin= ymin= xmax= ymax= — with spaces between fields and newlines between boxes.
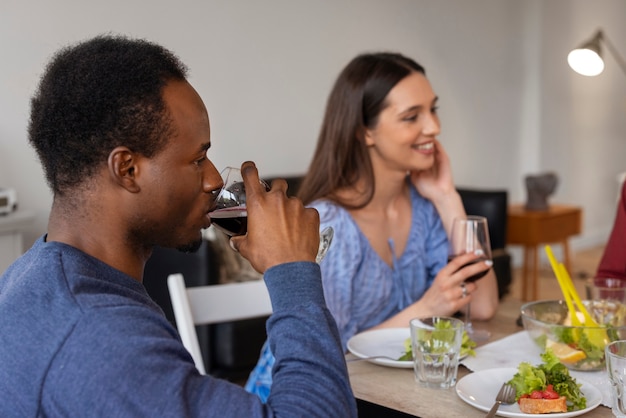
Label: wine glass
xmin=209 ymin=167 xmax=333 ymax=263
xmin=448 ymin=216 xmax=493 ymax=342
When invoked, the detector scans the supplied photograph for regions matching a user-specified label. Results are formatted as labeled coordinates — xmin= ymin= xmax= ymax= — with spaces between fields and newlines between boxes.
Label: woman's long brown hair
xmin=297 ymin=52 xmax=425 ymax=209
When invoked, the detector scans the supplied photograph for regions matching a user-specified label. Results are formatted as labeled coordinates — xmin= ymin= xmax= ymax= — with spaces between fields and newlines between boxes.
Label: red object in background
xmin=596 ymin=181 xmax=626 ymax=282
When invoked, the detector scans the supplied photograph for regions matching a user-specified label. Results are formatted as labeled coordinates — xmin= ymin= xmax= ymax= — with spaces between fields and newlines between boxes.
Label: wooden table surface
xmin=347 ymin=300 xmax=612 ymax=417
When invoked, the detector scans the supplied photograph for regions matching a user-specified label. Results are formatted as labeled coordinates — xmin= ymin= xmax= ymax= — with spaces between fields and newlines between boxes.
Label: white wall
xmin=541 ymin=0 xmax=626 ymax=250
xmin=1 ymin=0 xmax=624 ymax=267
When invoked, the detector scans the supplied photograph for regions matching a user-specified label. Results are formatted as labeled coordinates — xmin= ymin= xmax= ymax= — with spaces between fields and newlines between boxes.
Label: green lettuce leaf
xmin=507 ymin=350 xmax=586 ymax=411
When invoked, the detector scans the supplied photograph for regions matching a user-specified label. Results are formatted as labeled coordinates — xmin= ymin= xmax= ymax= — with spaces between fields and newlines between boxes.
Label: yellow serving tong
xmin=545 ymin=245 xmax=608 ymax=348
xmin=545 ymin=245 xmax=597 ymax=326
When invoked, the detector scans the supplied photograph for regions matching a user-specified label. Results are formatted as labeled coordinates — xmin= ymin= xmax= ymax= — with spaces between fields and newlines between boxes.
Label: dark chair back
xmin=456 ymin=187 xmax=511 ymax=299
xmin=456 ymin=188 xmax=508 ymax=250
xmin=263 ymin=175 xmax=304 ymax=197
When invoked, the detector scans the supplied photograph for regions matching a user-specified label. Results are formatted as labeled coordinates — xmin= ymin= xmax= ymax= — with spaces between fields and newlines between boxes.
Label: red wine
xmin=447 ymin=255 xmax=491 ymax=283
xmin=210 ymin=207 xmax=248 ymax=236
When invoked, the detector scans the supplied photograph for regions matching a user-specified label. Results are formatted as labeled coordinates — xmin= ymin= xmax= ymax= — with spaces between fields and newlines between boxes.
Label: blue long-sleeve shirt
xmin=0 ymin=236 xmax=357 ymax=417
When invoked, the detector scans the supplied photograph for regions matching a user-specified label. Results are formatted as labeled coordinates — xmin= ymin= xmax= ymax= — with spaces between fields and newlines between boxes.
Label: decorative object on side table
xmin=524 ymin=172 xmax=558 ymax=211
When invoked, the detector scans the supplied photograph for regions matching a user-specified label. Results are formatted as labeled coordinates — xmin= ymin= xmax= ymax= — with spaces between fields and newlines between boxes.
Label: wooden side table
xmin=506 ymin=204 xmax=582 ymax=301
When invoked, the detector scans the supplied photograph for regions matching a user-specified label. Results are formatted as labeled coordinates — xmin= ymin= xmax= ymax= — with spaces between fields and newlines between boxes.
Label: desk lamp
xmin=567 ymin=29 xmax=626 ymax=77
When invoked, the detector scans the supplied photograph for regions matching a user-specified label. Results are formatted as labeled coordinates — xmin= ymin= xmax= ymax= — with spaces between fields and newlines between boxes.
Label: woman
xmin=596 ymin=179 xmax=626 ymax=280
xmin=245 ymin=52 xmax=499 ymax=400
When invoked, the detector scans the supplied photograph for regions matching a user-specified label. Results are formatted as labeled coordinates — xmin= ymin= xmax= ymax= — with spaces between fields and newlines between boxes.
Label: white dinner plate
xmin=347 ymin=327 xmax=471 ymax=368
xmin=347 ymin=328 xmax=413 ymax=368
xmin=455 ymin=367 xmax=602 ymax=418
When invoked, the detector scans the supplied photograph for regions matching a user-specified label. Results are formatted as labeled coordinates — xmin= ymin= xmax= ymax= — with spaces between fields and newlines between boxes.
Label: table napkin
xmin=460 ymin=330 xmax=611 ymax=407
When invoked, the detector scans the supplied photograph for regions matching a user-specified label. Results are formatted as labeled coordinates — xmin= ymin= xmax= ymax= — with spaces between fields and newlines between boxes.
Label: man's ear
xmin=108 ymin=146 xmax=141 ymax=193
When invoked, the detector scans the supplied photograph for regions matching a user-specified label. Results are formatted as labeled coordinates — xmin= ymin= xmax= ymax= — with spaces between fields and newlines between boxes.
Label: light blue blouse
xmin=314 ymin=184 xmax=449 ymax=349
xmin=245 ymin=183 xmax=449 ymax=400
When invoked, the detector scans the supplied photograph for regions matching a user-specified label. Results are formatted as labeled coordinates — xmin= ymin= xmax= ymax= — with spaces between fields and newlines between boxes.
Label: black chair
xmin=456 ymin=187 xmax=512 ymax=299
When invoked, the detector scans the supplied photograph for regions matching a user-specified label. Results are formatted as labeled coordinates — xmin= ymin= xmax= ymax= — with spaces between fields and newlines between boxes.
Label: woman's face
xmin=364 ymin=71 xmax=440 ymax=173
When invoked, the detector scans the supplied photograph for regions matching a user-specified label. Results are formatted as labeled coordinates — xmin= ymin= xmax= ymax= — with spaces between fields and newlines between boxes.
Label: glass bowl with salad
xmin=520 ymin=299 xmax=626 ymax=371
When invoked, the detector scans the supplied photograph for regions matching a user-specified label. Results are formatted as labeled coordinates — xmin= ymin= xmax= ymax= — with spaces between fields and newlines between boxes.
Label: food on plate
xmin=507 ymin=349 xmax=586 ymax=413
xmin=460 ymin=330 xmax=477 ymax=357
xmin=397 ymin=325 xmax=476 ymax=361
xmin=518 ymin=389 xmax=567 ymax=414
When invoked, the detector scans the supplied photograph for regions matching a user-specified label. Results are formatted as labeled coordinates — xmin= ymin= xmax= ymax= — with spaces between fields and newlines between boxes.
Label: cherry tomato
xmin=518 ymin=384 xmax=562 ymax=403
xmin=542 ymin=384 xmax=560 ymax=399
xmin=530 ymin=390 xmax=544 ymax=399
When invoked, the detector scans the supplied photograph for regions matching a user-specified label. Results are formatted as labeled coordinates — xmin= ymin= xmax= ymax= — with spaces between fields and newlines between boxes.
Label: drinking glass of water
xmin=410 ymin=316 xmax=464 ymax=389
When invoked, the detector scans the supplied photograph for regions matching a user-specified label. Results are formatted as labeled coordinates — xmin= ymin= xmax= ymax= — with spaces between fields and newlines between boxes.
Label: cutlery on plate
xmin=485 ymin=383 xmax=516 ymax=418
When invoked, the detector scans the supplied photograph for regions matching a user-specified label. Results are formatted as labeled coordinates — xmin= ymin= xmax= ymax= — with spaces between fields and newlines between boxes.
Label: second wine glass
xmin=448 ymin=215 xmax=492 ymax=342
xmin=209 ymin=167 xmax=333 ymax=263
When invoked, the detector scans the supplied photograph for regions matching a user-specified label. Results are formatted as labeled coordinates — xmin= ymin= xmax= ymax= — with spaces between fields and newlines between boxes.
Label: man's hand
xmin=229 ymin=161 xmax=320 ymax=273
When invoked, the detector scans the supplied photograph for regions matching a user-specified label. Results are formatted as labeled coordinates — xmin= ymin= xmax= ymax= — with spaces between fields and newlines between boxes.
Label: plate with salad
xmin=346 ymin=327 xmax=476 ymax=368
xmin=456 ymin=351 xmax=601 ymax=417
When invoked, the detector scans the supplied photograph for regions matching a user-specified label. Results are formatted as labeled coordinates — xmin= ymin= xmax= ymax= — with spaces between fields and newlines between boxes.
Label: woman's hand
xmin=411 ymin=140 xmax=465 ymax=237
xmin=417 ymin=252 xmax=492 ymax=315
xmin=370 ymin=252 xmax=493 ymax=329
xmin=410 ymin=139 xmax=456 ymax=201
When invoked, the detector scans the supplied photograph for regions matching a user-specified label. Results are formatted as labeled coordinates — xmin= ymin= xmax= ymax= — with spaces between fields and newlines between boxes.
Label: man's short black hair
xmin=28 ymin=34 xmax=189 ymax=195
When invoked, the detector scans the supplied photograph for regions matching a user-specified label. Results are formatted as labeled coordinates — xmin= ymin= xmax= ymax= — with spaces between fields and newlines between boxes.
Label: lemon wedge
xmin=546 ymin=339 xmax=587 ymax=364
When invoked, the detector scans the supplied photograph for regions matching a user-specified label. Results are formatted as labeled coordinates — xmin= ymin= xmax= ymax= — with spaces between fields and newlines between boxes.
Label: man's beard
xmin=176 ymin=238 xmax=203 ymax=254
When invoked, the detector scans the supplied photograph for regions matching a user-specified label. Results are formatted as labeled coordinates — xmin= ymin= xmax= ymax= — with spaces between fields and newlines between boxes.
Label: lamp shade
xmin=568 ymin=48 xmax=604 ymax=76
xmin=568 ymin=30 xmax=605 ymax=76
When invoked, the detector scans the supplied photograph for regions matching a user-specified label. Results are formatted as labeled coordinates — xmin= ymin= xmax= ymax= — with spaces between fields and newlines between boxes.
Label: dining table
xmin=346 ymin=299 xmax=613 ymax=418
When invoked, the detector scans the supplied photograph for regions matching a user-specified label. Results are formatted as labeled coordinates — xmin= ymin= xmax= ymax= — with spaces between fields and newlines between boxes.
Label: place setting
xmin=346 ymin=325 xmax=476 ymax=369
xmin=455 ymin=366 xmax=602 ymax=418
xmin=346 ymin=244 xmax=624 ymax=417
xmin=346 ymin=216 xmax=491 ymax=369
xmin=457 ymin=245 xmax=624 ymax=416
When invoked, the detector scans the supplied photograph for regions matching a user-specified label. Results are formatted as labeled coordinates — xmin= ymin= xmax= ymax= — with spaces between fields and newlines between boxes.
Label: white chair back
xmin=167 ymin=273 xmax=272 ymax=374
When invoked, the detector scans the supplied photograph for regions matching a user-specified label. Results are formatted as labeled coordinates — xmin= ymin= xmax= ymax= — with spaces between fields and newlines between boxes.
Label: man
xmin=0 ymin=35 xmax=357 ymax=417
